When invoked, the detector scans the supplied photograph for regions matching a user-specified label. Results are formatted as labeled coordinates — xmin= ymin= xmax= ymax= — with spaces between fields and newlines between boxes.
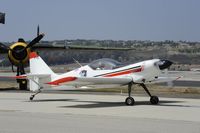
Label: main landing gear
xmin=29 ymin=79 xmax=43 ymax=101
xmin=125 ymin=83 xmax=135 ymax=105
xmin=125 ymin=83 xmax=159 ymax=106
xmin=30 ymin=89 xmax=41 ymax=101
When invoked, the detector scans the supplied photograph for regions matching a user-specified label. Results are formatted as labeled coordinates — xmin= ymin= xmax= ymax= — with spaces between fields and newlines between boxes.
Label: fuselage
xmin=53 ymin=59 xmax=163 ymax=84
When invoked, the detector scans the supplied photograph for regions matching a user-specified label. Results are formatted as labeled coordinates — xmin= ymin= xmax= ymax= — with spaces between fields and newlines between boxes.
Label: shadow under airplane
xmin=59 ymin=100 xmax=190 ymax=109
xmin=20 ymin=97 xmax=200 ymax=108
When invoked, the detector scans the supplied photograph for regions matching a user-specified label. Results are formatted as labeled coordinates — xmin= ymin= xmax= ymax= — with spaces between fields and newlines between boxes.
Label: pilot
xmin=79 ymin=70 xmax=87 ymax=77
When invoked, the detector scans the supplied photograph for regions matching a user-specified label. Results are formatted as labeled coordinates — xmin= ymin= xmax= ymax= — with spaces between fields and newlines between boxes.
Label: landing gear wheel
xmin=29 ymin=90 xmax=42 ymax=101
xmin=125 ymin=97 xmax=135 ymax=106
xmin=30 ymin=95 xmax=34 ymax=101
xmin=150 ymin=96 xmax=159 ymax=105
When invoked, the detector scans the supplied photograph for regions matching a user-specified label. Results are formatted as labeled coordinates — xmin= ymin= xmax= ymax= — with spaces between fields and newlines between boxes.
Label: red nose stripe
xmin=29 ymin=52 xmax=38 ymax=59
xmin=47 ymin=77 xmax=77 ymax=85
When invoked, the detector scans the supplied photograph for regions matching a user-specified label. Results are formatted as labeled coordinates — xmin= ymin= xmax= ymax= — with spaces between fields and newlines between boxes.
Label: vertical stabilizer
xmin=29 ymin=52 xmax=56 ymax=91
xmin=29 ymin=52 xmax=54 ymax=75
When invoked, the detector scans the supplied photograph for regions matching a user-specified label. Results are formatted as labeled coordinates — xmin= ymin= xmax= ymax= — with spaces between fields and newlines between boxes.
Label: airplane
xmin=12 ymin=52 xmax=179 ymax=105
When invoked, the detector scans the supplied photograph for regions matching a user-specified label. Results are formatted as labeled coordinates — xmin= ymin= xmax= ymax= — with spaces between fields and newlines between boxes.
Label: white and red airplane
xmin=15 ymin=52 xmax=179 ymax=105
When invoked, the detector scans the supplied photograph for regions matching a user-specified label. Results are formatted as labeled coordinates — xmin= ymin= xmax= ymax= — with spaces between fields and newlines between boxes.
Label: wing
xmin=47 ymin=76 xmax=133 ymax=86
xmin=76 ymin=77 xmax=132 ymax=85
xmin=0 ymin=73 xmax=52 ymax=92
xmin=146 ymin=76 xmax=181 ymax=84
xmin=0 ymin=74 xmax=50 ymax=79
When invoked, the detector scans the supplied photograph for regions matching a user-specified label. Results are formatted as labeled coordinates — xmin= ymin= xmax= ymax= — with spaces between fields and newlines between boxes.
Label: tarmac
xmin=0 ymin=91 xmax=200 ymax=133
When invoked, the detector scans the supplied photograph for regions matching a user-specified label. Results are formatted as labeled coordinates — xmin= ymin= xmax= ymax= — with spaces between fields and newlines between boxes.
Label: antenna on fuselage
xmin=72 ymin=57 xmax=82 ymax=67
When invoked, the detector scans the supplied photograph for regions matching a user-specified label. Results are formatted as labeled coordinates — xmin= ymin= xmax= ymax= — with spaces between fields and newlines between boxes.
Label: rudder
xmin=29 ymin=52 xmax=56 ymax=92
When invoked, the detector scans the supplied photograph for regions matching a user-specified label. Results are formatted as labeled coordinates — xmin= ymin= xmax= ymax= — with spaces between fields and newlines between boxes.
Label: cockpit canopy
xmin=88 ymin=58 xmax=123 ymax=70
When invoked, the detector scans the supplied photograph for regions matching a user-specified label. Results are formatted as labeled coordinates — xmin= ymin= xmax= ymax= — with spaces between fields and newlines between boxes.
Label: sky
xmin=0 ymin=0 xmax=200 ymax=42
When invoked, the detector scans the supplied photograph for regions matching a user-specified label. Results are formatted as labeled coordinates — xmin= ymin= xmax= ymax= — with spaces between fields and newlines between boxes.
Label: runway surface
xmin=0 ymin=92 xmax=200 ymax=133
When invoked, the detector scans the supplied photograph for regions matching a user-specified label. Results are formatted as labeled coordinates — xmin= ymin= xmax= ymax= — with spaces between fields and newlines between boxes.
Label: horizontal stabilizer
xmin=0 ymin=74 xmax=51 ymax=79
xmin=147 ymin=76 xmax=181 ymax=84
xmin=0 ymin=75 xmax=27 ymax=79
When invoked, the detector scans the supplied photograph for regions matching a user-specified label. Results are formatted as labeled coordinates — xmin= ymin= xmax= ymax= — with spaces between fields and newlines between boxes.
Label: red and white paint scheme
xmin=24 ymin=52 xmax=178 ymax=105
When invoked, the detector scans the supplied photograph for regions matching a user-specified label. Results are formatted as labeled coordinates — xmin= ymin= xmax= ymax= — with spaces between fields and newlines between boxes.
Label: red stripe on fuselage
xmin=47 ymin=77 xmax=77 ymax=85
xmin=103 ymin=67 xmax=142 ymax=77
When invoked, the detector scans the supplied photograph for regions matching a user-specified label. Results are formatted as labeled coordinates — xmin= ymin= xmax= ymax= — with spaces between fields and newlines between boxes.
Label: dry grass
xmin=0 ymin=81 xmax=18 ymax=89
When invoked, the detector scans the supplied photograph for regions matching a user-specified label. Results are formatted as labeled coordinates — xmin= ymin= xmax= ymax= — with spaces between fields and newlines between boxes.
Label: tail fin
xmin=29 ymin=52 xmax=56 ymax=92
xmin=29 ymin=52 xmax=55 ymax=75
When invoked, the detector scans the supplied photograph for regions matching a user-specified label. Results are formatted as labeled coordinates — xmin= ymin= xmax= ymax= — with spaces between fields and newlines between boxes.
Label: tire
xmin=30 ymin=95 xmax=34 ymax=101
xmin=150 ymin=96 xmax=159 ymax=105
xmin=125 ymin=97 xmax=135 ymax=106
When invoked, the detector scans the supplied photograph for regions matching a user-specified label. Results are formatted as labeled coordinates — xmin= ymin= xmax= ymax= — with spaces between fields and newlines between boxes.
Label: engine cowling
xmin=8 ymin=42 xmax=31 ymax=66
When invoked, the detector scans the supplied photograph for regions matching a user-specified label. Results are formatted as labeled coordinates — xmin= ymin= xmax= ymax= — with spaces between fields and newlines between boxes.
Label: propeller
xmin=156 ymin=59 xmax=174 ymax=87
xmin=15 ymin=34 xmax=45 ymax=73
xmin=26 ymin=33 xmax=45 ymax=49
xmin=164 ymin=68 xmax=174 ymax=87
xmin=14 ymin=33 xmax=45 ymax=54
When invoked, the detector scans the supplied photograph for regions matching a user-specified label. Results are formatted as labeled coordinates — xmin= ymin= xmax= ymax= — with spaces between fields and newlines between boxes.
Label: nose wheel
xmin=140 ymin=84 xmax=159 ymax=105
xmin=150 ymin=96 xmax=159 ymax=104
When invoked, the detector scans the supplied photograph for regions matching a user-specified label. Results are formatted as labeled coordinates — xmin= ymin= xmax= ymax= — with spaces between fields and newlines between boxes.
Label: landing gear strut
xmin=125 ymin=82 xmax=135 ymax=105
xmin=29 ymin=79 xmax=43 ymax=101
xmin=140 ymin=83 xmax=159 ymax=105
xmin=124 ymin=83 xmax=159 ymax=105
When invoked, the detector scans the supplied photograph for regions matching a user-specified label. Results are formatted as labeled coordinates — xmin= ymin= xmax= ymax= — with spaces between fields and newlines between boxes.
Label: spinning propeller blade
xmin=164 ymin=69 xmax=174 ymax=87
xmin=26 ymin=33 xmax=45 ymax=49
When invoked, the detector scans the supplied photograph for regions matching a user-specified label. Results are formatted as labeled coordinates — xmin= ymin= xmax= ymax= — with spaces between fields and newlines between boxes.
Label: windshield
xmin=89 ymin=58 xmax=123 ymax=70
